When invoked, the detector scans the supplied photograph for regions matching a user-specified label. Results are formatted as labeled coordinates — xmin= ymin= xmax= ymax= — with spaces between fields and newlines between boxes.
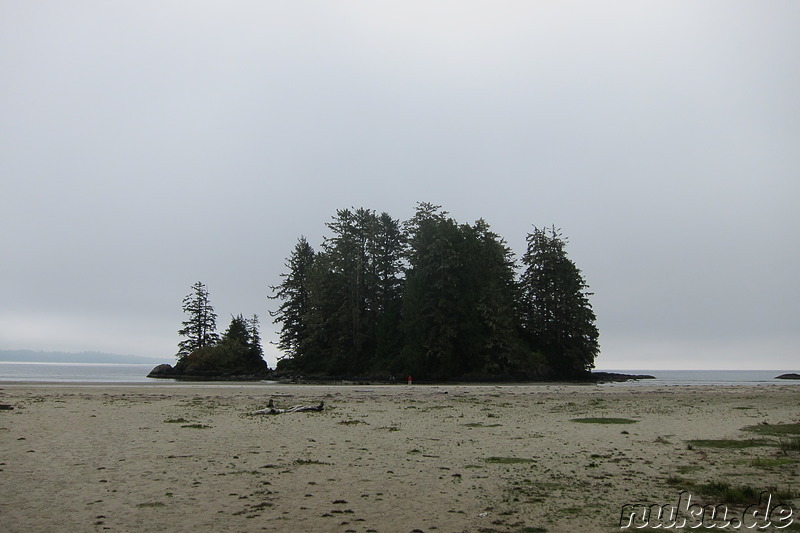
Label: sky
xmin=1 ymin=1 xmax=798 ymax=370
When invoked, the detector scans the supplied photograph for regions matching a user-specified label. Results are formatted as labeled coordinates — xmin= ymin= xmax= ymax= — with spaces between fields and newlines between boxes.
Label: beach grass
xmin=742 ymin=422 xmax=800 ymax=436
xmin=686 ymin=438 xmax=774 ymax=449
xmin=746 ymin=457 xmax=796 ymax=468
xmin=779 ymin=437 xmax=800 ymax=453
xmin=570 ymin=417 xmax=637 ymax=424
xmin=666 ymin=477 xmax=795 ymax=505
xmin=483 ymin=456 xmax=537 ymax=465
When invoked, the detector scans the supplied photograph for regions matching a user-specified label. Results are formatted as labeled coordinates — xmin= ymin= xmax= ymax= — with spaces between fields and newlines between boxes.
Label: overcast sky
xmin=1 ymin=1 xmax=798 ymax=370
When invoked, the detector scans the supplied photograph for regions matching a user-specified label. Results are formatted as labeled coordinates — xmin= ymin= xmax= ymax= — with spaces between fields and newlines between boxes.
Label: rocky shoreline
xmin=589 ymin=371 xmax=656 ymax=383
xmin=146 ymin=363 xmax=652 ymax=384
xmin=146 ymin=363 xmax=273 ymax=381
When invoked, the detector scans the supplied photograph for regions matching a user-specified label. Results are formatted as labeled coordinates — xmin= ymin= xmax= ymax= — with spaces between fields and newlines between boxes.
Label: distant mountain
xmin=0 ymin=350 xmax=165 ymax=364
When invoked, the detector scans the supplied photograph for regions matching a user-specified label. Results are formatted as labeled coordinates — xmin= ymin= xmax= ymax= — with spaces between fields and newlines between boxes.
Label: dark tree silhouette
xmin=518 ymin=226 xmax=599 ymax=378
xmin=270 ymin=207 xmax=600 ymax=380
xmin=269 ymin=237 xmax=315 ymax=367
xmin=177 ymin=281 xmax=218 ymax=360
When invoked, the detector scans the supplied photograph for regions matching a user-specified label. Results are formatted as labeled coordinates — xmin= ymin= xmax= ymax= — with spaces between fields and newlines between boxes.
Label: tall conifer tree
xmin=177 ymin=281 xmax=219 ymax=360
xmin=401 ymin=204 xmax=464 ymax=377
xmin=269 ymin=237 xmax=315 ymax=365
xmin=247 ymin=314 xmax=264 ymax=360
xmin=518 ymin=227 xmax=599 ymax=377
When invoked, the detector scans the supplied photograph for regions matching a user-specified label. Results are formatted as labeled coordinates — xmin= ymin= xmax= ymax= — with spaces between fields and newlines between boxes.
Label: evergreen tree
xmin=269 ymin=237 xmax=315 ymax=366
xmin=518 ymin=226 xmax=599 ymax=378
xmin=307 ymin=208 xmax=406 ymax=375
xmin=221 ymin=314 xmax=250 ymax=346
xmin=247 ymin=314 xmax=264 ymax=361
xmin=178 ymin=314 xmax=267 ymax=376
xmin=177 ymin=281 xmax=219 ymax=360
xmin=371 ymin=212 xmax=406 ymax=368
xmin=272 ymin=209 xmax=406 ymax=376
xmin=220 ymin=314 xmax=266 ymax=368
xmin=301 ymin=250 xmax=344 ymax=373
xmin=459 ymin=219 xmax=526 ymax=375
xmin=321 ymin=208 xmax=374 ymax=370
xmin=401 ymin=207 xmax=526 ymax=378
xmin=400 ymin=204 xmax=464 ymax=378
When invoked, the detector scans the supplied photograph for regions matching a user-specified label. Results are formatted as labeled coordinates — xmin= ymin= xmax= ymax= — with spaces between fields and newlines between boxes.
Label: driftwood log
xmin=252 ymin=399 xmax=324 ymax=415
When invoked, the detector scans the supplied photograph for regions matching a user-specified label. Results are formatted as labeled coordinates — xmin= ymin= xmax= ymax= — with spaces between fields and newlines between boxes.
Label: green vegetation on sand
xmin=570 ymin=417 xmax=638 ymax=424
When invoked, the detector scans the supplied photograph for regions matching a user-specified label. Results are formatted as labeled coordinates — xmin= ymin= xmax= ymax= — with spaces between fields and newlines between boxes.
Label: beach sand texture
xmin=1 ymin=384 xmax=798 ymax=532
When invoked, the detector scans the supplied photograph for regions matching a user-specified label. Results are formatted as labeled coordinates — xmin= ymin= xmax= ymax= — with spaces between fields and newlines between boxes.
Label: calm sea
xmin=0 ymin=362 xmax=797 ymax=386
xmin=596 ymin=369 xmax=799 ymax=386
xmin=0 ymin=362 xmax=162 ymax=383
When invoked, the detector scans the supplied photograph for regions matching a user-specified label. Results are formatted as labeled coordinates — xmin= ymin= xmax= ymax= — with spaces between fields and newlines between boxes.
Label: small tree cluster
xmin=270 ymin=204 xmax=599 ymax=380
xmin=176 ymin=282 xmax=267 ymax=376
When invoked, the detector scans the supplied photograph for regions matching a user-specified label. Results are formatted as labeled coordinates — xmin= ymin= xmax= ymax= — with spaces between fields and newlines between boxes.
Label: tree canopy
xmin=519 ymin=226 xmax=600 ymax=377
xmin=270 ymin=204 xmax=600 ymax=380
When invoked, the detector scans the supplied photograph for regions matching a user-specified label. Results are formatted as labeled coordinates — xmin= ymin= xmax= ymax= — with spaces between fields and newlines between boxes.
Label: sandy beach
xmin=1 ymin=383 xmax=798 ymax=532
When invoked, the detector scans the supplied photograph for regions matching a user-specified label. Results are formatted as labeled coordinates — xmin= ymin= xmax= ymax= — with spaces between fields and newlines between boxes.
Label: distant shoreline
xmin=0 ymin=350 xmax=163 ymax=365
xmin=2 ymin=359 xmax=798 ymax=387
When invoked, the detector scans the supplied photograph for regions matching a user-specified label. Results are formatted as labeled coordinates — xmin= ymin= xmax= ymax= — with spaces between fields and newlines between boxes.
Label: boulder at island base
xmin=147 ymin=364 xmax=176 ymax=378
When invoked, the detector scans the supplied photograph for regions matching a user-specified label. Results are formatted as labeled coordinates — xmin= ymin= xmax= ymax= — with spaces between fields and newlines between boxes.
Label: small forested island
xmin=270 ymin=204 xmax=601 ymax=382
xmin=775 ymin=373 xmax=800 ymax=380
xmin=151 ymin=203 xmax=626 ymax=383
xmin=148 ymin=289 xmax=271 ymax=380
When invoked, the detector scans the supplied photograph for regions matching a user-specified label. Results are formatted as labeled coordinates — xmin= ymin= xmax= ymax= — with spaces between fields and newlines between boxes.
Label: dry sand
xmin=1 ymin=382 xmax=798 ymax=532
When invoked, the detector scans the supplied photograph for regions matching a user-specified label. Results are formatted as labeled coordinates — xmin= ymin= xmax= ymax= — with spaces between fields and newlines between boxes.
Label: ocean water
xmin=0 ymin=362 xmax=797 ymax=385
xmin=0 ymin=362 xmax=161 ymax=383
xmin=596 ymin=369 xmax=799 ymax=386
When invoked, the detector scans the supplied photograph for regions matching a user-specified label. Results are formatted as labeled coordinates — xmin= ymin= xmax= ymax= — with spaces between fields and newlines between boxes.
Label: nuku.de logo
xmin=619 ymin=491 xmax=794 ymax=529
